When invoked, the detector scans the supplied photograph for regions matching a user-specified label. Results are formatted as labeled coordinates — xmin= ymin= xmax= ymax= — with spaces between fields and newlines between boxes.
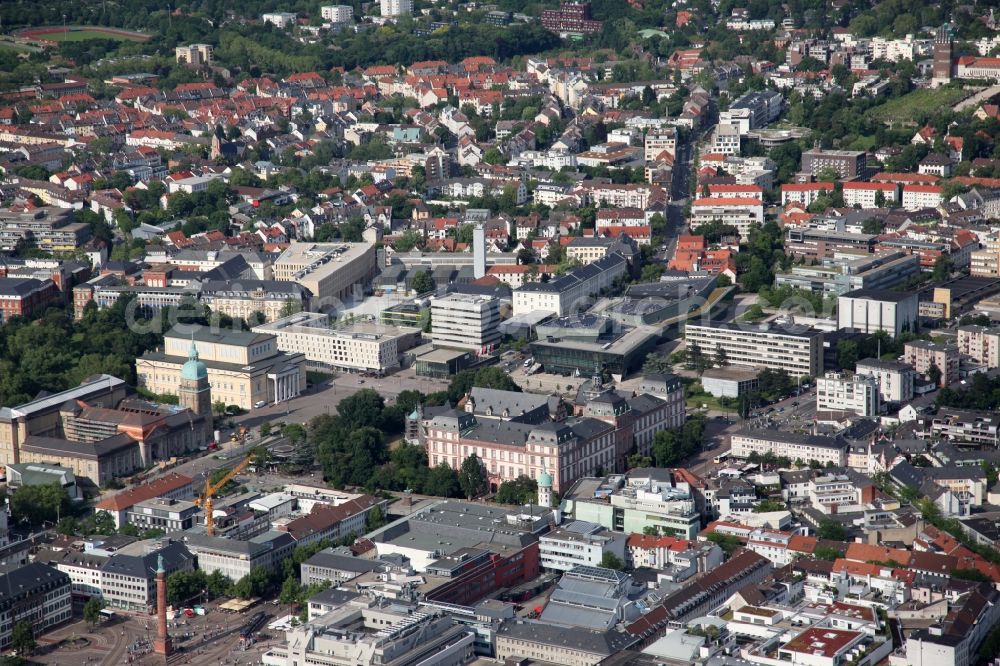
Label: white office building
xmin=837 ymin=289 xmax=919 ymax=338
xmin=379 ymin=0 xmax=413 ymax=16
xmin=538 ymin=521 xmax=627 ymax=572
xmin=320 ymin=5 xmax=354 ymax=23
xmin=854 ymin=358 xmax=915 ymax=403
xmin=816 ymin=371 xmax=880 ymax=417
xmin=430 ymin=292 xmax=502 ymax=353
xmin=684 ymin=322 xmax=824 ymax=379
xmin=253 ymin=313 xmax=420 ymax=374
xmin=262 ymin=12 xmax=297 ymax=28
xmin=730 ymin=429 xmax=848 ymax=466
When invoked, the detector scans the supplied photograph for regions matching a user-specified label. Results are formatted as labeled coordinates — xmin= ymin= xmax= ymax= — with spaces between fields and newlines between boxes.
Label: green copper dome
xmin=180 ymin=339 xmax=208 ymax=381
xmin=538 ymin=469 xmax=552 ymax=488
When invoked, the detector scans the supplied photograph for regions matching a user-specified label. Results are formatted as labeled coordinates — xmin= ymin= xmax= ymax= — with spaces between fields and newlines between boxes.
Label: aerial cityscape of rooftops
xmin=3 ymin=0 xmax=1000 ymax=664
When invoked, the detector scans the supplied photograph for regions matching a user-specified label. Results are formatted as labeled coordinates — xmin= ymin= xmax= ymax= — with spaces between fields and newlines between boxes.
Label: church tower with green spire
xmin=179 ymin=337 xmax=212 ymax=431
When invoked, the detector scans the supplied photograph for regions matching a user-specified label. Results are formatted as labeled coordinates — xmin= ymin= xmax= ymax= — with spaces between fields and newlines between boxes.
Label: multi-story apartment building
xmin=174 ymin=44 xmax=214 ymax=66
xmin=841 ymin=181 xmax=899 ymax=208
xmin=643 ymin=127 xmax=677 ymax=161
xmin=780 ymin=182 xmax=835 ymax=206
xmin=903 ymin=339 xmax=959 ymax=387
xmin=957 ymin=325 xmax=1000 ymax=368
xmin=137 ymin=325 xmax=306 ymax=409
xmin=901 ymin=184 xmax=944 ymax=210
xmin=711 ymin=123 xmax=741 ymax=154
xmin=837 ymin=289 xmax=919 ymax=338
xmin=816 ymin=371 xmax=880 ymax=417
xmin=540 ymin=1 xmax=602 ymax=35
xmin=689 ymin=197 xmax=764 ymax=241
xmin=379 ymin=0 xmax=413 ymax=16
xmin=970 ymin=239 xmax=1000 ymax=277
xmin=730 ymin=429 xmax=848 ymax=466
xmin=719 ymin=91 xmax=784 ymax=132
xmin=925 ymin=409 xmax=1000 ymax=447
xmin=262 ymin=12 xmax=297 ymax=27
xmin=684 ymin=322 xmax=824 ymax=378
xmin=0 ymin=563 xmax=72 ymax=652
xmin=429 ymin=292 xmax=502 ymax=353
xmin=854 ymin=358 xmax=915 ymax=403
xmin=573 ymin=183 xmax=666 ymax=209
xmin=538 ymin=521 xmax=627 ymax=571
xmin=800 ymin=148 xmax=866 ymax=179
xmin=0 ymin=207 xmax=92 ymax=252
xmin=254 ymin=313 xmax=420 ymax=373
xmin=320 ymin=5 xmax=353 ymax=23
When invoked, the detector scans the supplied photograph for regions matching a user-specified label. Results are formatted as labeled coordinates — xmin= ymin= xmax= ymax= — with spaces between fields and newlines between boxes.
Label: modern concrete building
xmin=254 ymin=313 xmax=420 ymax=374
xmin=837 ymin=289 xmax=919 ymax=337
xmin=273 ymin=242 xmax=378 ymax=306
xmin=430 ymin=292 xmax=502 ymax=353
xmin=98 ymin=539 xmax=194 ymax=612
xmin=854 ymin=358 xmax=915 ymax=403
xmin=684 ymin=322 xmax=824 ymax=379
xmin=261 ymin=599 xmax=473 ymax=666
xmin=700 ymin=367 xmax=760 ymax=398
xmin=125 ymin=497 xmax=199 ymax=534
xmin=816 ymin=371 xmax=880 ymax=417
xmin=136 ymin=326 xmax=306 ymax=409
xmin=560 ymin=473 xmax=702 ymax=540
xmin=800 ymin=148 xmax=866 ymax=179
xmin=537 ymin=521 xmax=627 ymax=572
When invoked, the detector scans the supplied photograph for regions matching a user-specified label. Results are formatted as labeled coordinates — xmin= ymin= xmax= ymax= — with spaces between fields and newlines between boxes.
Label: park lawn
xmin=43 ymin=29 xmax=146 ymax=42
xmin=871 ymin=85 xmax=968 ymax=122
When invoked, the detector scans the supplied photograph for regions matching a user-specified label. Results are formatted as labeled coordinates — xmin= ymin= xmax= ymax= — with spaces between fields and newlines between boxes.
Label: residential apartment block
xmin=730 ymin=429 xmax=848 ymax=466
xmin=854 ymin=358 xmax=915 ymax=403
xmin=689 ymin=197 xmax=764 ymax=241
xmin=957 ymin=324 xmax=1000 ymax=368
xmin=903 ymin=339 xmax=959 ymax=387
xmin=816 ymin=371 xmax=880 ymax=417
xmin=800 ymin=148 xmax=866 ymax=179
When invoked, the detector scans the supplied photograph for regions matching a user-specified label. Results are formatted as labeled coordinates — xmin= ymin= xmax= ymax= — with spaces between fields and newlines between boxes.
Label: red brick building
xmin=0 ymin=277 xmax=60 ymax=322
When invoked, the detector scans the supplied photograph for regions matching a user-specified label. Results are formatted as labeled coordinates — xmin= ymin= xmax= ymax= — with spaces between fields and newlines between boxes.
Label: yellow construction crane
xmin=195 ymin=454 xmax=253 ymax=536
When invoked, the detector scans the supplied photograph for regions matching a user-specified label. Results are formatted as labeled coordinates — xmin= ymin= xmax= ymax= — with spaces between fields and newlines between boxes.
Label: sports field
xmin=15 ymin=26 xmax=151 ymax=43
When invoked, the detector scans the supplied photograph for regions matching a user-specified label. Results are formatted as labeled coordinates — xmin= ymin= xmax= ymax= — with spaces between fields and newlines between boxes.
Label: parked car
xmin=254 ymin=400 xmax=267 ymax=409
